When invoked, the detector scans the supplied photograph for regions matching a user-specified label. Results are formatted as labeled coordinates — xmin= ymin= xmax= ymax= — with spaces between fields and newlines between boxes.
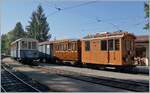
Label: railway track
xmin=35 ymin=66 xmax=149 ymax=92
xmin=40 ymin=61 xmax=149 ymax=75
xmin=2 ymin=58 xmax=149 ymax=92
xmin=1 ymin=64 xmax=49 ymax=92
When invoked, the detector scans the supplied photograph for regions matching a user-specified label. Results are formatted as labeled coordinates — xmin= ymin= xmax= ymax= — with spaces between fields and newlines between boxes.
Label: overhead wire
xmin=38 ymin=0 xmax=146 ymax=35
xmin=46 ymin=1 xmax=98 ymax=17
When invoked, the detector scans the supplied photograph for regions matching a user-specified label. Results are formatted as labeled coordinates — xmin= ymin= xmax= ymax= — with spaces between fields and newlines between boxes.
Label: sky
xmin=1 ymin=0 xmax=149 ymax=40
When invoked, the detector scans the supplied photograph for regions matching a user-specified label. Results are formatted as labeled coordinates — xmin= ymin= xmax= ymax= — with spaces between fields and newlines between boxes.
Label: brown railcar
xmin=81 ymin=31 xmax=136 ymax=67
xmin=52 ymin=39 xmax=81 ymax=63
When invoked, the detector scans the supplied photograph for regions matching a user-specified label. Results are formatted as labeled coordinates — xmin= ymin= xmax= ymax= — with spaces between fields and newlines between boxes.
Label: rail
xmin=1 ymin=64 xmax=41 ymax=92
xmin=36 ymin=66 xmax=149 ymax=92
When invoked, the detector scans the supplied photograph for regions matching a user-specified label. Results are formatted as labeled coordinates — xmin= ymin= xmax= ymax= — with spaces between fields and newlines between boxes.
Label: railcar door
xmin=108 ymin=39 xmax=120 ymax=65
xmin=93 ymin=40 xmax=99 ymax=63
xmin=100 ymin=40 xmax=109 ymax=64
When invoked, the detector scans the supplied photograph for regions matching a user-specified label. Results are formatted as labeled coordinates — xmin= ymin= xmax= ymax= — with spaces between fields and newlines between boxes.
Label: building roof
xmin=135 ymin=35 xmax=149 ymax=43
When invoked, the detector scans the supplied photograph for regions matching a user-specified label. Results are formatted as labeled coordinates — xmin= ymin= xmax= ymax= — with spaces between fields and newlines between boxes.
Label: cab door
xmin=100 ymin=40 xmax=109 ymax=64
xmin=108 ymin=39 xmax=120 ymax=65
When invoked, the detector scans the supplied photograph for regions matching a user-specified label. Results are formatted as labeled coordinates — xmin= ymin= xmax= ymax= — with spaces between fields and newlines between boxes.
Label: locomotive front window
xmin=101 ymin=40 xmax=107 ymax=50
xmin=85 ymin=41 xmax=90 ymax=51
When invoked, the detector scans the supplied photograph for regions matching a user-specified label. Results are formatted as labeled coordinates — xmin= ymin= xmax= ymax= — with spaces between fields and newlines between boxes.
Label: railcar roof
xmin=38 ymin=41 xmax=53 ymax=45
xmin=11 ymin=38 xmax=38 ymax=45
xmin=52 ymin=39 xmax=79 ymax=43
xmin=82 ymin=31 xmax=135 ymax=40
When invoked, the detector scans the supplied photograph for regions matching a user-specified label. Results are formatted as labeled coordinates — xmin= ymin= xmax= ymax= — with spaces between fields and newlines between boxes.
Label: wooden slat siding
xmin=53 ymin=39 xmax=81 ymax=62
xmin=81 ymin=32 xmax=135 ymax=66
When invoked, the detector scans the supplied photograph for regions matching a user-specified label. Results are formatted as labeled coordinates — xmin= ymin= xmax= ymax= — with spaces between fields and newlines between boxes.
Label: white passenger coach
xmin=11 ymin=38 xmax=39 ymax=62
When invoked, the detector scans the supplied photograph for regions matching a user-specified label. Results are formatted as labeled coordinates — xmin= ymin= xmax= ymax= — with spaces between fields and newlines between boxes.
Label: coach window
xmin=32 ymin=42 xmax=37 ymax=49
xmin=101 ymin=40 xmax=107 ymax=50
xmin=28 ymin=42 xmax=32 ymax=49
xmin=75 ymin=43 xmax=77 ymax=51
xmin=56 ymin=44 xmax=58 ymax=50
xmin=60 ymin=44 xmax=62 ymax=51
xmin=68 ymin=43 xmax=71 ymax=50
xmin=85 ymin=41 xmax=90 ymax=51
xmin=74 ymin=43 xmax=76 ymax=51
xmin=115 ymin=39 xmax=120 ymax=50
xmin=22 ymin=41 xmax=27 ymax=49
xmin=59 ymin=44 xmax=61 ymax=51
xmin=63 ymin=44 xmax=66 ymax=51
xmin=108 ymin=39 xmax=114 ymax=51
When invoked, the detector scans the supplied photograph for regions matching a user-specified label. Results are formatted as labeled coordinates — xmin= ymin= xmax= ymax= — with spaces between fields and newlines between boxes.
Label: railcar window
xmin=32 ymin=42 xmax=37 ymax=49
xmin=28 ymin=42 xmax=32 ymax=49
xmin=60 ymin=44 xmax=62 ymax=51
xmin=56 ymin=44 xmax=58 ymax=51
xmin=131 ymin=40 xmax=134 ymax=50
xmin=101 ymin=40 xmax=107 ymax=50
xmin=115 ymin=39 xmax=120 ymax=50
xmin=108 ymin=39 xmax=113 ymax=50
xmin=68 ymin=43 xmax=71 ymax=50
xmin=39 ymin=45 xmax=42 ymax=52
xmin=62 ymin=44 xmax=64 ymax=51
xmin=59 ymin=44 xmax=61 ymax=51
xmin=64 ymin=44 xmax=66 ymax=51
xmin=126 ymin=40 xmax=130 ymax=50
xmin=21 ymin=41 xmax=27 ymax=49
xmin=85 ymin=41 xmax=90 ymax=51
xmin=74 ymin=43 xmax=77 ymax=51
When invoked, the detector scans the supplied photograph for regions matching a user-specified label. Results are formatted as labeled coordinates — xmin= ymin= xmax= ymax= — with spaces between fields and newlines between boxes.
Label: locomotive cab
xmin=81 ymin=31 xmax=136 ymax=67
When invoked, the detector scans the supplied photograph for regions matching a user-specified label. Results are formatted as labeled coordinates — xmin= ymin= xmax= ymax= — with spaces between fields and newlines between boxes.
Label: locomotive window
xmin=21 ymin=41 xmax=27 ymax=49
xmin=115 ymin=39 xmax=120 ymax=50
xmin=28 ymin=42 xmax=32 ymax=49
xmin=74 ymin=43 xmax=77 ymax=51
xmin=101 ymin=40 xmax=107 ymax=50
xmin=68 ymin=43 xmax=71 ymax=50
xmin=32 ymin=42 xmax=37 ymax=49
xmin=108 ymin=39 xmax=113 ymax=51
xmin=85 ymin=41 xmax=90 ymax=51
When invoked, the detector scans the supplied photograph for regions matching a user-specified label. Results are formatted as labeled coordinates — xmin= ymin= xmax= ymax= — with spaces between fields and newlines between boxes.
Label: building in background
xmin=135 ymin=35 xmax=149 ymax=66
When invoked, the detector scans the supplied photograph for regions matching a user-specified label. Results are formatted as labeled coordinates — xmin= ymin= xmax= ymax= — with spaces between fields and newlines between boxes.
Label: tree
xmin=11 ymin=22 xmax=26 ymax=41
xmin=1 ymin=34 xmax=8 ymax=54
xmin=26 ymin=5 xmax=50 ymax=42
xmin=144 ymin=2 xmax=149 ymax=30
xmin=1 ymin=22 xmax=26 ymax=55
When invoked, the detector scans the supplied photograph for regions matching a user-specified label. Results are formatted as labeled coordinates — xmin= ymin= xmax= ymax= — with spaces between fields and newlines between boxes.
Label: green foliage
xmin=10 ymin=22 xmax=27 ymax=42
xmin=1 ymin=5 xmax=50 ymax=54
xmin=144 ymin=2 xmax=149 ymax=30
xmin=26 ymin=5 xmax=50 ymax=42
xmin=1 ymin=22 xmax=26 ymax=54
xmin=1 ymin=34 xmax=9 ymax=54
